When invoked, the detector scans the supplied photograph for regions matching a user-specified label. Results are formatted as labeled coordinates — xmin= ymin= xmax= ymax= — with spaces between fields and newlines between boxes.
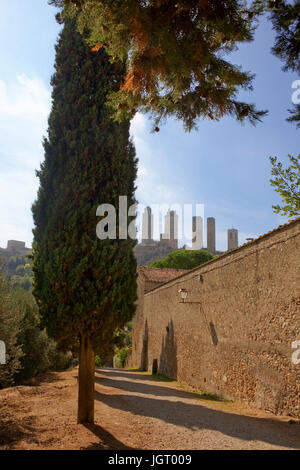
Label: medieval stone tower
xmin=142 ymin=206 xmax=154 ymax=243
xmin=228 ymin=228 xmax=238 ymax=250
xmin=160 ymin=210 xmax=179 ymax=251
xmin=207 ymin=217 xmax=216 ymax=254
xmin=192 ymin=216 xmax=204 ymax=250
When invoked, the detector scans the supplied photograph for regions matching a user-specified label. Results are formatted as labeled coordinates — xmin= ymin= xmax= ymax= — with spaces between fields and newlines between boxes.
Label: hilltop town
xmin=134 ymin=206 xmax=239 ymax=265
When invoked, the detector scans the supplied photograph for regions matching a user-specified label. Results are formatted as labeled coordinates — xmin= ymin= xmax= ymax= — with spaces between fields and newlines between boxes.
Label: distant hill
xmin=0 ymin=241 xmax=32 ymax=290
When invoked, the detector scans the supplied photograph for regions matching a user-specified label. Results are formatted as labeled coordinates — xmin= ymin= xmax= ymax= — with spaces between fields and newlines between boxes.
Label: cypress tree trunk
xmin=78 ymin=335 xmax=95 ymax=424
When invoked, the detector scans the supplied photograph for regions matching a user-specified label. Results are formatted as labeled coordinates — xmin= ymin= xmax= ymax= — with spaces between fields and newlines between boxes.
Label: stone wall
xmin=132 ymin=220 xmax=300 ymax=418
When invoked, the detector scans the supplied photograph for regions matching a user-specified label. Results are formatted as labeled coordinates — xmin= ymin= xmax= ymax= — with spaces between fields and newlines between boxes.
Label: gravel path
xmin=0 ymin=367 xmax=299 ymax=450
xmin=94 ymin=368 xmax=300 ymax=450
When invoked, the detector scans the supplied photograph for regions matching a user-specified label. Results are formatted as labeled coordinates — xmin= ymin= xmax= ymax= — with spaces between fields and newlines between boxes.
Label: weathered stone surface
xmin=132 ymin=219 xmax=300 ymax=418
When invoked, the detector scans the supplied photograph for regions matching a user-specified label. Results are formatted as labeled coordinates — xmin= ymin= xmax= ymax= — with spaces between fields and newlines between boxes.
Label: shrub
xmin=95 ymin=355 xmax=106 ymax=368
xmin=14 ymin=288 xmax=54 ymax=382
xmin=114 ymin=347 xmax=131 ymax=369
xmin=0 ymin=273 xmax=23 ymax=388
xmin=150 ymin=249 xmax=213 ymax=270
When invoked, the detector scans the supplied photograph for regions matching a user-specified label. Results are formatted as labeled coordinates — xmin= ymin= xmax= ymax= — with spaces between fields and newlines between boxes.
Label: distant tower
xmin=207 ymin=217 xmax=216 ymax=254
xmin=228 ymin=228 xmax=238 ymax=251
xmin=192 ymin=216 xmax=204 ymax=250
xmin=7 ymin=240 xmax=26 ymax=252
xmin=161 ymin=209 xmax=178 ymax=250
xmin=142 ymin=207 xmax=154 ymax=243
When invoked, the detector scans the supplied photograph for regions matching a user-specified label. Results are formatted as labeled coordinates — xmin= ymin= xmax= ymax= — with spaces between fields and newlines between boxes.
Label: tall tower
xmin=228 ymin=229 xmax=238 ymax=251
xmin=142 ymin=206 xmax=153 ymax=243
xmin=161 ymin=209 xmax=178 ymax=250
xmin=192 ymin=216 xmax=204 ymax=250
xmin=207 ymin=217 xmax=216 ymax=254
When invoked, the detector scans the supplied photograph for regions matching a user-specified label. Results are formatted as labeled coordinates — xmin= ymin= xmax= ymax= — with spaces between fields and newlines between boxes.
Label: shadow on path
xmin=82 ymin=423 xmax=134 ymax=450
xmin=95 ymin=370 xmax=300 ymax=450
xmin=0 ymin=416 xmax=38 ymax=448
xmin=95 ymin=372 xmax=217 ymax=401
xmin=96 ymin=368 xmax=156 ymax=382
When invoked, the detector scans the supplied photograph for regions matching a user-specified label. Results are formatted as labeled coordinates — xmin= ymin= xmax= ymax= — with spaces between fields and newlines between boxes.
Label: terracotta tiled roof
xmin=138 ymin=266 xmax=188 ymax=283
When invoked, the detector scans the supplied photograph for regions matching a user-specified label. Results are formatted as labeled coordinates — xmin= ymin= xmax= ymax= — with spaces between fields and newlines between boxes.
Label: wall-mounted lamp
xmin=178 ymin=288 xmax=217 ymax=346
xmin=178 ymin=288 xmax=201 ymax=304
xmin=178 ymin=288 xmax=188 ymax=303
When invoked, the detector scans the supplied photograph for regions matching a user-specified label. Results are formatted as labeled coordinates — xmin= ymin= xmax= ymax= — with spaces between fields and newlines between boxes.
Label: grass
xmin=125 ymin=367 xmax=232 ymax=404
xmin=176 ymin=381 xmax=232 ymax=403
xmin=150 ymin=373 xmax=175 ymax=383
xmin=125 ymin=368 xmax=175 ymax=382
xmin=150 ymin=372 xmax=232 ymax=403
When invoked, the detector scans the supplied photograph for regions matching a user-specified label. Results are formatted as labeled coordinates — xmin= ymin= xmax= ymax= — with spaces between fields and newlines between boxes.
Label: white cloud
xmin=0 ymin=75 xmax=51 ymax=248
xmin=0 ymin=74 xmax=50 ymax=118
xmin=137 ymin=165 xmax=148 ymax=177
xmin=130 ymin=112 xmax=147 ymax=137
xmin=130 ymin=112 xmax=197 ymax=246
xmin=130 ymin=112 xmax=188 ymax=207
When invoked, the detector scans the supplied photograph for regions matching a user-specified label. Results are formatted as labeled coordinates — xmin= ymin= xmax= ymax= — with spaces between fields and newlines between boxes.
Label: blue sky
xmin=0 ymin=1 xmax=299 ymax=251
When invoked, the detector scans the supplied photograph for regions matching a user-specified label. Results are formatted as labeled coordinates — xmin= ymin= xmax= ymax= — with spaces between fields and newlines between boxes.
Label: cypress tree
xmin=32 ymin=15 xmax=138 ymax=424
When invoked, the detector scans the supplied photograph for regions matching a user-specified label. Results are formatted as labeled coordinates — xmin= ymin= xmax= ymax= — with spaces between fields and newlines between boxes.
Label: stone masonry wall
xmin=132 ymin=220 xmax=300 ymax=418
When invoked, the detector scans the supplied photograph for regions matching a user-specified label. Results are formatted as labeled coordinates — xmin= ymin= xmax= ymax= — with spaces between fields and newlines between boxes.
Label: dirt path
xmin=0 ymin=367 xmax=299 ymax=450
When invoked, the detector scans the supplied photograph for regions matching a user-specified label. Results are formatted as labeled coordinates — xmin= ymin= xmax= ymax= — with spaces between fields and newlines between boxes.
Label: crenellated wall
xmin=132 ymin=219 xmax=300 ymax=418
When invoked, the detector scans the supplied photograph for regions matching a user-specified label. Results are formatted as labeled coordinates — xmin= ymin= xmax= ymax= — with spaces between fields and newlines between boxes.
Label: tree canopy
xmin=270 ymin=154 xmax=300 ymax=219
xmin=268 ymin=0 xmax=300 ymax=128
xmin=150 ymin=249 xmax=213 ymax=270
xmin=0 ymin=272 xmax=23 ymax=388
xmin=56 ymin=0 xmax=268 ymax=131
xmin=266 ymin=1 xmax=300 ymax=216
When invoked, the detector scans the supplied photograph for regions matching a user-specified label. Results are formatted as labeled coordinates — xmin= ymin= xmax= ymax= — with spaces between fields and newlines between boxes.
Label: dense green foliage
xmin=114 ymin=347 xmax=131 ymax=368
xmin=0 ymin=272 xmax=23 ymax=388
xmin=0 ymin=253 xmax=33 ymax=291
xmin=264 ymin=1 xmax=300 ymax=215
xmin=32 ymin=18 xmax=138 ymax=355
xmin=56 ymin=0 xmax=267 ymax=131
xmin=10 ymin=257 xmax=33 ymax=291
xmin=15 ymin=288 xmax=73 ymax=382
xmin=94 ymin=322 xmax=132 ymax=367
xmin=50 ymin=1 xmax=300 ymax=131
xmin=268 ymin=0 xmax=300 ymax=128
xmin=0 ymin=269 xmax=71 ymax=389
xmin=114 ymin=322 xmax=132 ymax=368
xmin=150 ymin=249 xmax=213 ymax=270
xmin=270 ymin=154 xmax=300 ymax=218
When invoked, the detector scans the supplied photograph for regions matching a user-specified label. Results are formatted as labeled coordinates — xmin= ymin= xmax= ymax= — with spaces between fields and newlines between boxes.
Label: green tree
xmin=150 ymin=249 xmax=213 ymax=270
xmin=0 ymin=272 xmax=23 ymax=388
xmin=268 ymin=0 xmax=300 ymax=127
xmin=114 ymin=322 xmax=132 ymax=368
xmin=270 ymin=154 xmax=300 ymax=219
xmin=16 ymin=265 xmax=25 ymax=275
xmin=32 ymin=16 xmax=137 ymax=423
xmin=263 ymin=1 xmax=300 ymax=218
xmin=14 ymin=288 xmax=71 ymax=382
xmin=59 ymin=0 xmax=267 ymax=131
